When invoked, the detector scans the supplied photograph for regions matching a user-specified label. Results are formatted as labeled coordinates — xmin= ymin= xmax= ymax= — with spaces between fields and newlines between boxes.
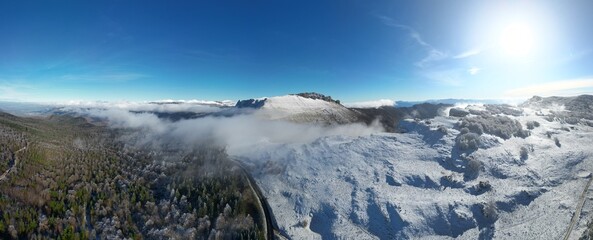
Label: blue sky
xmin=1 ymin=0 xmax=593 ymax=102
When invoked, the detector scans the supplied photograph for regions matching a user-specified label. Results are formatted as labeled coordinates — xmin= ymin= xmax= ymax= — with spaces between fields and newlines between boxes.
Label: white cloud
xmin=504 ymin=78 xmax=593 ymax=97
xmin=422 ymin=69 xmax=463 ymax=86
xmin=0 ymin=86 xmax=22 ymax=100
xmin=154 ymin=99 xmax=236 ymax=106
xmin=378 ymin=15 xmax=481 ymax=87
xmin=343 ymin=99 xmax=395 ymax=108
xmin=468 ymin=67 xmax=481 ymax=75
xmin=415 ymin=49 xmax=448 ymax=68
xmin=73 ymin=107 xmax=382 ymax=156
xmin=89 ymin=108 xmax=169 ymax=133
xmin=377 ymin=15 xmax=448 ymax=67
xmin=408 ymin=30 xmax=431 ymax=48
xmin=0 ymin=82 xmax=34 ymax=101
xmin=453 ymin=48 xmax=482 ymax=59
xmin=55 ymin=99 xmax=233 ymax=113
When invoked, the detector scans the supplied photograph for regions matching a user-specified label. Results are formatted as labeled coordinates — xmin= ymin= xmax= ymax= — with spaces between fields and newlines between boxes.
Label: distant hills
xmin=395 ymin=98 xmax=506 ymax=107
xmin=2 ymin=93 xmax=593 ymax=131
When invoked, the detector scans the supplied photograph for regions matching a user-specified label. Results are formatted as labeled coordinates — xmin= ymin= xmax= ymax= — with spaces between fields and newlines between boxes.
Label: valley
xmin=0 ymin=112 xmax=266 ymax=239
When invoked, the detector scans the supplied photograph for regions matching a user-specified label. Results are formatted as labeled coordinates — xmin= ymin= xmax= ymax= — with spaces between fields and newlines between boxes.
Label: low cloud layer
xmin=57 ymin=100 xmax=234 ymax=113
xmin=80 ymin=106 xmax=383 ymax=156
xmin=505 ymin=78 xmax=593 ymax=97
xmin=344 ymin=99 xmax=395 ymax=108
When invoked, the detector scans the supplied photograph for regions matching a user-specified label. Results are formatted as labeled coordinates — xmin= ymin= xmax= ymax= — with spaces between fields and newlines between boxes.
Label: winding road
xmin=563 ymin=175 xmax=593 ymax=240
xmin=230 ymin=157 xmax=288 ymax=240
xmin=0 ymin=144 xmax=27 ymax=182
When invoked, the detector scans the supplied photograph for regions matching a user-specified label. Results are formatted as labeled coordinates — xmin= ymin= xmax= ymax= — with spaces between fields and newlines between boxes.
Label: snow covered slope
xmin=236 ymin=95 xmax=361 ymax=124
xmin=233 ymin=96 xmax=593 ymax=239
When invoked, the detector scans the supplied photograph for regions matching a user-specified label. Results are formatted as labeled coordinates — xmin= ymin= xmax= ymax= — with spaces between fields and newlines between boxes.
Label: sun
xmin=499 ymin=23 xmax=535 ymax=58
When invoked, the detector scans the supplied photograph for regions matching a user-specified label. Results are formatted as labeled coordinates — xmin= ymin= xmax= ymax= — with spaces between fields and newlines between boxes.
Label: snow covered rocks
xmin=234 ymin=95 xmax=593 ymax=239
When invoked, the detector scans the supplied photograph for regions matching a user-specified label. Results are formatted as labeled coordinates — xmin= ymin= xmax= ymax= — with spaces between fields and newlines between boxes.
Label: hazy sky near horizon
xmin=1 ymin=0 xmax=593 ymax=102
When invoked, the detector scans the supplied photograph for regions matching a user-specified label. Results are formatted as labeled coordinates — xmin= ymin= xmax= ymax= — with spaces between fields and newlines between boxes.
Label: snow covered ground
xmin=236 ymin=105 xmax=593 ymax=239
xmin=239 ymin=95 xmax=361 ymax=124
xmin=8 ymin=94 xmax=591 ymax=239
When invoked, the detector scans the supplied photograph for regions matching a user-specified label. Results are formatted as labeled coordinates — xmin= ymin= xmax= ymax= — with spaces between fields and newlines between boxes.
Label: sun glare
xmin=499 ymin=23 xmax=535 ymax=58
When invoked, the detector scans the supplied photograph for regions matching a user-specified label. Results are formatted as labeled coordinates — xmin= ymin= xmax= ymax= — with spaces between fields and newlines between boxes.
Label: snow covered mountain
xmin=236 ymin=94 xmax=362 ymax=124
xmin=233 ymin=95 xmax=593 ymax=239
xmin=5 ymin=93 xmax=593 ymax=239
xmin=234 ymin=93 xmax=460 ymax=131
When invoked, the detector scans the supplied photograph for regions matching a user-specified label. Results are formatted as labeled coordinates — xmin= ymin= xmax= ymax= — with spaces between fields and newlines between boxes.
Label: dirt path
xmin=563 ymin=176 xmax=593 ymax=240
xmin=0 ymin=144 xmax=27 ymax=181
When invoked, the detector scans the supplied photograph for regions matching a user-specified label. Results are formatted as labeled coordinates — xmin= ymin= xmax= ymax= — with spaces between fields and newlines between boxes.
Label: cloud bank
xmin=505 ymin=78 xmax=593 ymax=97
xmin=77 ymin=106 xmax=383 ymax=157
xmin=343 ymin=99 xmax=395 ymax=108
xmin=56 ymin=100 xmax=234 ymax=113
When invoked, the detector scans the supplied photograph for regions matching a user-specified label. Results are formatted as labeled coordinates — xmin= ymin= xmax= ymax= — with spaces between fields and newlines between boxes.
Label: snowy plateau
xmin=232 ymin=95 xmax=593 ymax=239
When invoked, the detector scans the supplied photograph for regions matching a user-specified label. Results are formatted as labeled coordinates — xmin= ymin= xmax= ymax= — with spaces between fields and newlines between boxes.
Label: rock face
xmin=292 ymin=92 xmax=341 ymax=104
xmin=235 ymin=98 xmax=267 ymax=109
